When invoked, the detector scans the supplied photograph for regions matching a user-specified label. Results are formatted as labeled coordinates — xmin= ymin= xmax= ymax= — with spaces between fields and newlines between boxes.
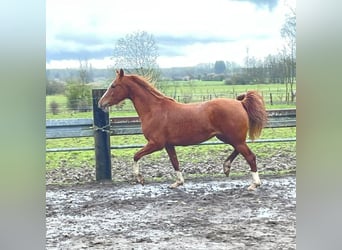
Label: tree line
xmin=46 ymin=5 xmax=296 ymax=112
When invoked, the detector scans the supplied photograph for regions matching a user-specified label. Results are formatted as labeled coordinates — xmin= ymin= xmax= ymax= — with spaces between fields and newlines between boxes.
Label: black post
xmin=92 ymin=89 xmax=112 ymax=181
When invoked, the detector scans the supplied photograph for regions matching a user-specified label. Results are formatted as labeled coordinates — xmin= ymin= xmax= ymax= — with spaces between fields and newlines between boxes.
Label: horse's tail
xmin=237 ymin=91 xmax=268 ymax=141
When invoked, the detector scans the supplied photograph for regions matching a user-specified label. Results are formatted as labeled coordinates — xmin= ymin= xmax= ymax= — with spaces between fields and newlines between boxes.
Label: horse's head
xmin=98 ymin=69 xmax=130 ymax=112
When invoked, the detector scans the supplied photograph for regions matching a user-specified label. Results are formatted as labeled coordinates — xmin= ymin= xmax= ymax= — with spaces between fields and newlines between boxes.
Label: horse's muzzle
xmin=98 ymin=101 xmax=109 ymax=113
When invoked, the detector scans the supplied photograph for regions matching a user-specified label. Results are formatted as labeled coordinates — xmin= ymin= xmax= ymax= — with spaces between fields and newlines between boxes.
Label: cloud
xmin=47 ymin=29 xmax=240 ymax=62
xmin=156 ymin=35 xmax=235 ymax=47
xmin=233 ymin=0 xmax=280 ymax=10
xmin=46 ymin=0 xmax=293 ymax=68
xmin=46 ymin=48 xmax=113 ymax=61
xmin=155 ymin=35 xmax=237 ymax=57
xmin=46 ymin=29 xmax=116 ymax=62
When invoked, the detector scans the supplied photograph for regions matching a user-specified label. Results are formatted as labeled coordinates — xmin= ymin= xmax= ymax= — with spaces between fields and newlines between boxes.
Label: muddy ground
xmin=46 ymin=150 xmax=296 ymax=249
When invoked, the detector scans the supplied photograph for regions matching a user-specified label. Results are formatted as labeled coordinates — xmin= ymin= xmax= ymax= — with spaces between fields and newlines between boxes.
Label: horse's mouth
xmin=99 ymin=103 xmax=110 ymax=113
xmin=102 ymin=105 xmax=110 ymax=113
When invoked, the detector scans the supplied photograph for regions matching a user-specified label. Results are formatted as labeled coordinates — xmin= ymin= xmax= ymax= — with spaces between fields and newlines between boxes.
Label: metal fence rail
xmin=46 ymin=108 xmax=296 ymax=153
xmin=47 ymin=89 xmax=296 ymax=181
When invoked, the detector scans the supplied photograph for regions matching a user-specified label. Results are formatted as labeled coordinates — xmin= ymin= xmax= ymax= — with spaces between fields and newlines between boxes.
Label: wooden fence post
xmin=92 ymin=89 xmax=112 ymax=181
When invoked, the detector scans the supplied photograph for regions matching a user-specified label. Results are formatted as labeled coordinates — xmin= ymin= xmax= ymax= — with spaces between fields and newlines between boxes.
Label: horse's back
xmin=153 ymin=98 xmax=249 ymax=146
xmin=202 ymin=98 xmax=247 ymax=120
xmin=167 ymin=98 xmax=248 ymax=127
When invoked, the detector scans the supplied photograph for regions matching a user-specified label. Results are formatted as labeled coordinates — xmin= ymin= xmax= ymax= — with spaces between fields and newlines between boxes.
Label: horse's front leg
xmin=165 ymin=145 xmax=184 ymax=188
xmin=133 ymin=141 xmax=163 ymax=185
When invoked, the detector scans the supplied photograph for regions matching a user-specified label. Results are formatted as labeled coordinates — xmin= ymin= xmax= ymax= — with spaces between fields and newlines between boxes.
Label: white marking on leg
xmin=133 ymin=161 xmax=139 ymax=176
xmin=252 ymin=171 xmax=261 ymax=185
xmin=170 ymin=171 xmax=184 ymax=188
xmin=176 ymin=171 xmax=184 ymax=184
xmin=132 ymin=161 xmax=144 ymax=185
xmin=248 ymin=171 xmax=261 ymax=191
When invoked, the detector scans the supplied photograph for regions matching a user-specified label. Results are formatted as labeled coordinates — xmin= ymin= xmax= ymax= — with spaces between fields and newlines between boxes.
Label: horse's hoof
xmin=224 ymin=169 xmax=230 ymax=177
xmin=247 ymin=183 xmax=260 ymax=191
xmin=138 ymin=178 xmax=144 ymax=186
xmin=169 ymin=181 xmax=183 ymax=189
xmin=135 ymin=175 xmax=144 ymax=186
xmin=223 ymin=165 xmax=230 ymax=177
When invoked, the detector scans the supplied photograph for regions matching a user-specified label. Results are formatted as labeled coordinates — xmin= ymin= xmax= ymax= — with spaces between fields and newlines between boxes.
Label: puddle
xmin=46 ymin=175 xmax=296 ymax=250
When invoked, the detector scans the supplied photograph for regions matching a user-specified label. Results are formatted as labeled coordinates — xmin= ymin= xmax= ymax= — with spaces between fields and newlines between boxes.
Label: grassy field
xmin=158 ymin=80 xmax=293 ymax=99
xmin=46 ymin=127 xmax=296 ymax=170
xmin=46 ymin=81 xmax=296 ymax=170
xmin=46 ymin=81 xmax=296 ymax=119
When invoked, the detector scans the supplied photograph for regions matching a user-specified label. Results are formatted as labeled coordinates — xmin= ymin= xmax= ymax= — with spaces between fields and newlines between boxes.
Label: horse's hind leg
xmin=216 ymin=135 xmax=239 ymax=176
xmin=235 ymin=143 xmax=261 ymax=191
xmin=223 ymin=149 xmax=239 ymax=177
xmin=165 ymin=145 xmax=184 ymax=188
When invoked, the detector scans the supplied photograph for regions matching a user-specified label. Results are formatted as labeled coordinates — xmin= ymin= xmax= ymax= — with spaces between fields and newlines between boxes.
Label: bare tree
xmin=281 ymin=6 xmax=296 ymax=102
xmin=112 ymin=30 xmax=160 ymax=84
xmin=78 ymin=59 xmax=93 ymax=84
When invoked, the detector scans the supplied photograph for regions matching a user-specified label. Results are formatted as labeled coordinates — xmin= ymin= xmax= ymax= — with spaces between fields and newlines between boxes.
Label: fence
xmin=46 ymin=89 xmax=296 ymax=181
xmin=46 ymin=88 xmax=296 ymax=114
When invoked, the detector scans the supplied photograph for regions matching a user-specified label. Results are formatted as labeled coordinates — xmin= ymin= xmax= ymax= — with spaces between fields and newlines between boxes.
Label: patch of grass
xmin=46 ymin=81 xmax=296 ymax=171
xmin=46 ymin=137 xmax=96 ymax=169
xmin=46 ymin=127 xmax=296 ymax=170
xmin=46 ymin=81 xmax=296 ymax=118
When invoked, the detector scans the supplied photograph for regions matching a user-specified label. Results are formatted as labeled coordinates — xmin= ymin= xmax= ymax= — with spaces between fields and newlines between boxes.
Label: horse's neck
xmin=128 ymin=83 xmax=163 ymax=117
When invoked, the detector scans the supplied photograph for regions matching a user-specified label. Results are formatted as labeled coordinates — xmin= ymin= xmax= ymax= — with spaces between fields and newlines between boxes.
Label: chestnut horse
xmin=98 ymin=69 xmax=268 ymax=190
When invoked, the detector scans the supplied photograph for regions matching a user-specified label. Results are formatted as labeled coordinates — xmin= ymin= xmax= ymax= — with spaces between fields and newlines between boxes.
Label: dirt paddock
xmin=46 ymin=173 xmax=296 ymax=249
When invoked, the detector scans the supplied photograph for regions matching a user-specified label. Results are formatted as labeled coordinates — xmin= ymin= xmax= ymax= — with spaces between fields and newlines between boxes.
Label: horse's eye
xmin=111 ymin=85 xmax=116 ymax=89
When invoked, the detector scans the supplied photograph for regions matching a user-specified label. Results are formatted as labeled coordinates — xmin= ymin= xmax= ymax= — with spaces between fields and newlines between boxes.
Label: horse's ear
xmin=115 ymin=69 xmax=124 ymax=78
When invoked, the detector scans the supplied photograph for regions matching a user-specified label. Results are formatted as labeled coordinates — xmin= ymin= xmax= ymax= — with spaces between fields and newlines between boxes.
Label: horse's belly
xmin=167 ymin=127 xmax=217 ymax=146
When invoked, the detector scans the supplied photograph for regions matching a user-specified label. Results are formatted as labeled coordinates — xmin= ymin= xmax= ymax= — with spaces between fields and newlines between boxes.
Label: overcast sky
xmin=46 ymin=0 xmax=295 ymax=69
